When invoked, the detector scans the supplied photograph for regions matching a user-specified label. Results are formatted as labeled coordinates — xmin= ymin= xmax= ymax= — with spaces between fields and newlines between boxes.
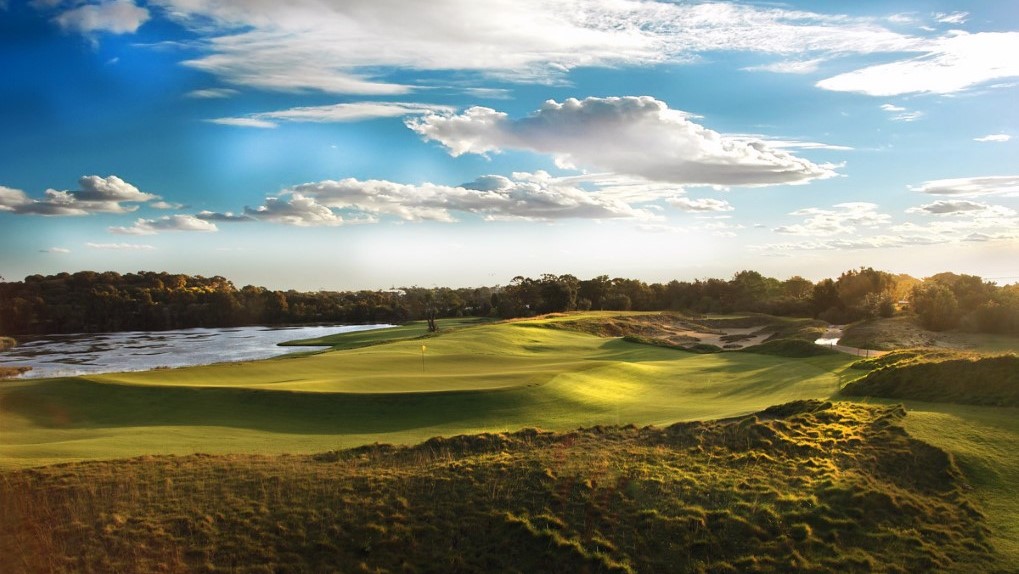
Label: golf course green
xmin=0 ymin=315 xmax=851 ymax=468
xmin=2 ymin=312 xmax=1018 ymax=570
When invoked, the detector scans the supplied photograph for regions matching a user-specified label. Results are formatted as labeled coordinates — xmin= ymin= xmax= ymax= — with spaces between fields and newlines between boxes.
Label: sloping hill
xmin=0 ymin=400 xmax=998 ymax=573
xmin=841 ymin=350 xmax=1019 ymax=407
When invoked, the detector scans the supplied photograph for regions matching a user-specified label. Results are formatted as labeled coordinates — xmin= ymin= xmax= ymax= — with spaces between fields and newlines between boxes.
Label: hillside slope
xmin=0 ymin=400 xmax=999 ymax=573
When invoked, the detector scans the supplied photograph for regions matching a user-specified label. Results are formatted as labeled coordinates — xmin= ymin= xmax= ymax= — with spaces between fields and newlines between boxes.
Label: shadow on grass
xmin=1 ymin=377 xmax=542 ymax=435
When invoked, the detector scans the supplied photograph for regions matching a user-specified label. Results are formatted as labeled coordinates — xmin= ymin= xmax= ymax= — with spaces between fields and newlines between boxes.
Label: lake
xmin=0 ymin=324 xmax=394 ymax=379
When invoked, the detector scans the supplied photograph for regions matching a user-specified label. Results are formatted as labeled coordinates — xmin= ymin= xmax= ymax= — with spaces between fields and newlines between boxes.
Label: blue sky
xmin=1 ymin=0 xmax=1017 ymax=290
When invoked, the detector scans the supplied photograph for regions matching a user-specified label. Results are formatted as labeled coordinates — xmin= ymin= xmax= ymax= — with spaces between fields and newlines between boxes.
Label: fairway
xmin=0 ymin=319 xmax=851 ymax=468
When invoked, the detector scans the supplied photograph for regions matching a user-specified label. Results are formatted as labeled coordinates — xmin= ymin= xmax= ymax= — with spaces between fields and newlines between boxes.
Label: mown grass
xmin=841 ymin=349 xmax=1019 ymax=407
xmin=1 ymin=400 xmax=1001 ymax=573
xmin=0 ymin=321 xmax=851 ymax=467
xmin=279 ymin=317 xmax=489 ymax=349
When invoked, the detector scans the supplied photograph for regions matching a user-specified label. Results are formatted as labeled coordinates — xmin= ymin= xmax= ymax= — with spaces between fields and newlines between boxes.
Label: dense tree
xmin=911 ymin=282 xmax=961 ymax=331
xmin=1 ymin=269 xmax=1016 ymax=337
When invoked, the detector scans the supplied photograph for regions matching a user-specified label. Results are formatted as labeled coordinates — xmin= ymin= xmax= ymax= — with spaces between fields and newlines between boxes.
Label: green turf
xmin=2 ymin=312 xmax=1017 ymax=569
xmin=0 ymin=319 xmax=852 ymax=468
xmin=280 ymin=316 xmax=490 ymax=348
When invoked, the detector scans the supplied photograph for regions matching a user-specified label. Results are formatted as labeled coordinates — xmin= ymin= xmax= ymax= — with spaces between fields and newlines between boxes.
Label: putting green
xmin=0 ymin=320 xmax=852 ymax=467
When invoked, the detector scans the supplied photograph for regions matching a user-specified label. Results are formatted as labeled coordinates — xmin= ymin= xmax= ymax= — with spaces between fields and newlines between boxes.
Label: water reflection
xmin=0 ymin=324 xmax=393 ymax=379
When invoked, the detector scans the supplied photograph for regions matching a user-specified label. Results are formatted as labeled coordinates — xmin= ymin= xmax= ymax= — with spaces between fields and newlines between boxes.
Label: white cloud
xmin=244 ymin=195 xmax=347 ymax=227
xmin=909 ymin=175 xmax=1019 ymax=197
xmin=974 ymin=134 xmax=1011 ymax=143
xmin=408 ymin=96 xmax=838 ymax=186
xmin=86 ymin=242 xmax=155 ymax=250
xmin=774 ymin=202 xmax=890 ymax=236
xmin=935 ymin=12 xmax=968 ymax=25
xmin=195 ymin=210 xmax=255 ymax=222
xmin=281 ymin=170 xmax=656 ymax=224
xmin=0 ymin=175 xmax=158 ymax=215
xmin=55 ymin=0 xmax=149 ymax=35
xmin=744 ymin=58 xmax=825 ymax=74
xmin=40 ymin=247 xmax=71 ymax=254
xmin=667 ymin=197 xmax=733 ymax=212
xmin=151 ymin=201 xmax=185 ymax=210
xmin=755 ymin=139 xmax=853 ymax=151
xmin=151 ymin=0 xmax=925 ymax=95
xmin=880 ymin=103 xmax=923 ymax=122
xmin=207 ymin=117 xmax=278 ymax=129
xmin=906 ymin=200 xmax=1016 ymax=217
xmin=817 ymin=31 xmax=1019 ymax=96
xmin=186 ymin=88 xmax=238 ymax=98
xmin=213 ymin=102 xmax=456 ymax=127
xmin=76 ymin=175 xmax=155 ymax=202
xmin=108 ymin=215 xmax=219 ymax=235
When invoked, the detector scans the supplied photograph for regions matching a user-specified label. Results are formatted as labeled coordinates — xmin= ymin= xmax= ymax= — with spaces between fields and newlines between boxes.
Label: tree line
xmin=0 ymin=268 xmax=1016 ymax=336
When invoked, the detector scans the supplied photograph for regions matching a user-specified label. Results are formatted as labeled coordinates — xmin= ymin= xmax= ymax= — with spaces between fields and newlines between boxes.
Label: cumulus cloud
xmin=280 ymin=170 xmax=656 ymax=224
xmin=148 ymin=0 xmax=930 ymax=95
xmin=243 ymin=195 xmax=347 ymax=227
xmin=86 ymin=242 xmax=155 ymax=250
xmin=206 ymin=171 xmax=664 ymax=227
xmin=909 ymin=175 xmax=1019 ymax=197
xmin=817 ymin=31 xmax=1019 ymax=96
xmin=108 ymin=215 xmax=219 ymax=235
xmin=973 ymin=134 xmax=1011 ymax=143
xmin=0 ymin=175 xmax=158 ymax=215
xmin=55 ymin=0 xmax=149 ymax=35
xmin=212 ymin=102 xmax=455 ymax=128
xmin=667 ymin=197 xmax=734 ymax=212
xmin=906 ymin=199 xmax=1016 ymax=216
xmin=408 ymin=96 xmax=837 ymax=186
xmin=774 ymin=202 xmax=890 ymax=236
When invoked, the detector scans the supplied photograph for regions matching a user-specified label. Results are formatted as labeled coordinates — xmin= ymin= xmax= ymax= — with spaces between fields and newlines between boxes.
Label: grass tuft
xmin=841 ymin=349 xmax=1019 ymax=406
xmin=0 ymin=400 xmax=1000 ymax=573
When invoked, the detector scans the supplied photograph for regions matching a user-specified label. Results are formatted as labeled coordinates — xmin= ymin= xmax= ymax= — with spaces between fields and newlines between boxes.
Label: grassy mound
xmin=841 ymin=350 xmax=1019 ymax=407
xmin=743 ymin=339 xmax=839 ymax=358
xmin=0 ymin=400 xmax=997 ymax=573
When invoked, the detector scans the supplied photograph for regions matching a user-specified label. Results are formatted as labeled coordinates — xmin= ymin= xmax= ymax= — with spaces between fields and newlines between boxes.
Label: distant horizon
xmin=2 ymin=1 xmax=1016 ymax=290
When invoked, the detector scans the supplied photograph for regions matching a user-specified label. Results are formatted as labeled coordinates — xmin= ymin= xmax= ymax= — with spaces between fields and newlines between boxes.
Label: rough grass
xmin=841 ymin=349 xmax=1019 ymax=407
xmin=0 ymin=400 xmax=1000 ymax=573
xmin=840 ymin=316 xmax=1019 ymax=353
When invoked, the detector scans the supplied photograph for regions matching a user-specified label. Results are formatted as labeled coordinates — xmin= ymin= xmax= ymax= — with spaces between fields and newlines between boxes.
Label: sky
xmin=1 ymin=0 xmax=1017 ymax=291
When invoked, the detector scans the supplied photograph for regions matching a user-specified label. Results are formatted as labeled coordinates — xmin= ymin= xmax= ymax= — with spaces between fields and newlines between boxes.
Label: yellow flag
xmin=421 ymin=345 xmax=426 ymax=352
